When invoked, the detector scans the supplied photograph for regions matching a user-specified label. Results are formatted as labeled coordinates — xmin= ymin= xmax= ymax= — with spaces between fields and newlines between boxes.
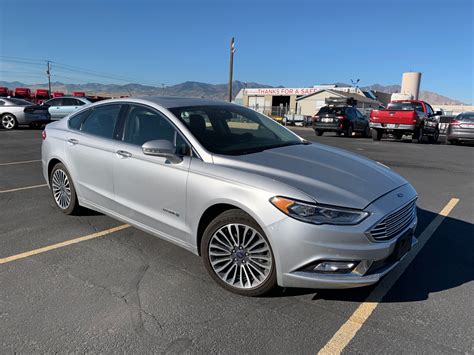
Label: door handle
xmin=67 ymin=138 xmax=79 ymax=145
xmin=116 ymin=150 xmax=132 ymax=158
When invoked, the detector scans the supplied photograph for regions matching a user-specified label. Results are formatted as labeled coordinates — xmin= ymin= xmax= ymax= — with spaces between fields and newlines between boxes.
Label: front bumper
xmin=265 ymin=184 xmax=418 ymax=289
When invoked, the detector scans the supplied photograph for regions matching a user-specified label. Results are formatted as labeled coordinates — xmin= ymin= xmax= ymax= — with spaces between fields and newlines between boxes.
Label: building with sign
xmin=235 ymin=84 xmax=382 ymax=117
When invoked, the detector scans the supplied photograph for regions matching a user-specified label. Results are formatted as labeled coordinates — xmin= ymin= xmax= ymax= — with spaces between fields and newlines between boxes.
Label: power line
xmin=0 ymin=55 xmax=168 ymax=87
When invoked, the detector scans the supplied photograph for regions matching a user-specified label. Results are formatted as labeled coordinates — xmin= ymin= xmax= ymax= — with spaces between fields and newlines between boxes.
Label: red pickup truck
xmin=370 ymin=100 xmax=442 ymax=143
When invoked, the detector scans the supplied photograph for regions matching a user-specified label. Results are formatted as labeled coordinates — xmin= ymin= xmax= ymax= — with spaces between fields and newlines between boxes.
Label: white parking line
xmin=0 ymin=159 xmax=41 ymax=166
xmin=318 ymin=198 xmax=460 ymax=355
xmin=0 ymin=184 xmax=48 ymax=194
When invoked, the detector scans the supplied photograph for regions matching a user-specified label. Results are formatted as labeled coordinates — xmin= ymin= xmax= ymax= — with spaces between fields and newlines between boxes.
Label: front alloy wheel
xmin=202 ymin=210 xmax=276 ymax=296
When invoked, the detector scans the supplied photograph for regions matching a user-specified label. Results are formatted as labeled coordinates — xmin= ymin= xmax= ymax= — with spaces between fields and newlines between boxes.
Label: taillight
xmin=336 ymin=115 xmax=346 ymax=121
xmin=42 ymin=130 xmax=46 ymax=140
xmin=450 ymin=120 xmax=461 ymax=126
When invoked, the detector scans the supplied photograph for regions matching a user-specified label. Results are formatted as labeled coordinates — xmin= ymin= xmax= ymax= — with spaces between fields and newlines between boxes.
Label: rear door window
xmin=81 ymin=104 xmax=121 ymax=139
xmin=62 ymin=98 xmax=78 ymax=106
xmin=69 ymin=109 xmax=90 ymax=130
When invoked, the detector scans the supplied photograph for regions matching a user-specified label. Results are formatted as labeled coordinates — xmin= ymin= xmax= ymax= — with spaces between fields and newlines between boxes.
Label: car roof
xmin=48 ymin=96 xmax=90 ymax=101
xmin=133 ymin=96 xmax=234 ymax=109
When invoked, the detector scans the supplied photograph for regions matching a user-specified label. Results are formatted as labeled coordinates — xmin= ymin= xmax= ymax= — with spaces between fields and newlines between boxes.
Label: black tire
xmin=335 ymin=131 xmax=342 ymax=137
xmin=201 ymin=209 xmax=277 ymax=297
xmin=428 ymin=129 xmax=439 ymax=144
xmin=448 ymin=139 xmax=458 ymax=145
xmin=372 ymin=129 xmax=383 ymax=141
xmin=394 ymin=132 xmax=403 ymax=140
xmin=412 ymin=126 xmax=425 ymax=143
xmin=345 ymin=125 xmax=354 ymax=137
xmin=363 ymin=125 xmax=371 ymax=138
xmin=1 ymin=113 xmax=18 ymax=130
xmin=49 ymin=163 xmax=81 ymax=215
xmin=315 ymin=130 xmax=324 ymax=136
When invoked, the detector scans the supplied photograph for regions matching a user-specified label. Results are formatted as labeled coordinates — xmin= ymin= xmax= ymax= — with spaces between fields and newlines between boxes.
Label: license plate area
xmin=386 ymin=123 xmax=398 ymax=129
xmin=322 ymin=118 xmax=333 ymax=123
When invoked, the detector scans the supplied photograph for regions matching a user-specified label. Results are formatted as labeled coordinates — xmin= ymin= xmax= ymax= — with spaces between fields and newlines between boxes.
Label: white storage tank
xmin=400 ymin=72 xmax=422 ymax=100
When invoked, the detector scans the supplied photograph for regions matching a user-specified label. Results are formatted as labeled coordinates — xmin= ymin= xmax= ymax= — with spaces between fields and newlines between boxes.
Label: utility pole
xmin=161 ymin=83 xmax=165 ymax=96
xmin=228 ymin=37 xmax=235 ymax=102
xmin=46 ymin=61 xmax=52 ymax=98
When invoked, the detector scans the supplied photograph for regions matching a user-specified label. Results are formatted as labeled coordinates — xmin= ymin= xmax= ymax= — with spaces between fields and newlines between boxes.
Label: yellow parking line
xmin=0 ymin=159 xmax=41 ymax=166
xmin=318 ymin=198 xmax=460 ymax=355
xmin=0 ymin=224 xmax=131 ymax=265
xmin=0 ymin=184 xmax=48 ymax=194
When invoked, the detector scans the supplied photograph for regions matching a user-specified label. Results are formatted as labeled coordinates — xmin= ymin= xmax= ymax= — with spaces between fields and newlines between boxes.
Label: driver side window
xmin=123 ymin=105 xmax=189 ymax=155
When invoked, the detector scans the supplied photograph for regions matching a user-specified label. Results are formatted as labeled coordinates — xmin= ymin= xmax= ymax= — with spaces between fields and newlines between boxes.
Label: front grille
xmin=369 ymin=199 xmax=417 ymax=241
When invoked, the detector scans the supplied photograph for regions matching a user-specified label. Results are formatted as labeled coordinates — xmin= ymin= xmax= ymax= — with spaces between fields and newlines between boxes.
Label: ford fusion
xmin=41 ymin=97 xmax=417 ymax=296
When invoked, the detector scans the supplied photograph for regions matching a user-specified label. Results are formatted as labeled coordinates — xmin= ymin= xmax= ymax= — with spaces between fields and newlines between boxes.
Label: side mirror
xmin=142 ymin=139 xmax=182 ymax=163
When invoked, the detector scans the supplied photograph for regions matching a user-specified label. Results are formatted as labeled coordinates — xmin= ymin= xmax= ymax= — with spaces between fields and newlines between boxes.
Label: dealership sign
xmin=243 ymin=88 xmax=321 ymax=96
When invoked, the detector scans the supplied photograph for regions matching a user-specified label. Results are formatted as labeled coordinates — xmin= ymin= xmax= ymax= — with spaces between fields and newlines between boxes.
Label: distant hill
xmin=362 ymin=84 xmax=464 ymax=105
xmin=0 ymin=80 xmax=274 ymax=101
xmin=0 ymin=80 xmax=465 ymax=105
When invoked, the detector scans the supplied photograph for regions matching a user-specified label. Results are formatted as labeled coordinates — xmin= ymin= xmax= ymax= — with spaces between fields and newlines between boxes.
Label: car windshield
xmin=387 ymin=102 xmax=424 ymax=112
xmin=169 ymin=105 xmax=303 ymax=155
xmin=6 ymin=98 xmax=31 ymax=106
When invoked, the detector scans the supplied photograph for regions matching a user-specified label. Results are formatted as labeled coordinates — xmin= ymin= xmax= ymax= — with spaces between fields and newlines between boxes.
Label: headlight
xmin=270 ymin=196 xmax=369 ymax=225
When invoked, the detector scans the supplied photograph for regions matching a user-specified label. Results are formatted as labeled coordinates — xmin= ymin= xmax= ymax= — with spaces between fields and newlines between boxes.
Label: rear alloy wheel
xmin=50 ymin=163 xmax=80 ymax=215
xmin=1 ymin=114 xmax=18 ymax=130
xmin=315 ymin=130 xmax=324 ymax=136
xmin=372 ymin=129 xmax=383 ymax=141
xmin=202 ymin=209 xmax=277 ymax=296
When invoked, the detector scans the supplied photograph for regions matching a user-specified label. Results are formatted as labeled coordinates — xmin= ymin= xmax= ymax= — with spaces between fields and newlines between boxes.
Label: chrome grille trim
xmin=368 ymin=199 xmax=417 ymax=241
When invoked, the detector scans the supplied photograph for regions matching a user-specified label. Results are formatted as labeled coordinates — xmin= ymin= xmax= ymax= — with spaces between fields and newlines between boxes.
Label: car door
xmin=65 ymin=103 xmax=124 ymax=210
xmin=113 ymin=104 xmax=191 ymax=242
xmin=46 ymin=98 xmax=62 ymax=120
xmin=58 ymin=98 xmax=78 ymax=118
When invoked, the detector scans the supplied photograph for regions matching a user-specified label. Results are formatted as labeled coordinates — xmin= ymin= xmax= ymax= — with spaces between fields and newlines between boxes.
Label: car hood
xmin=213 ymin=143 xmax=408 ymax=209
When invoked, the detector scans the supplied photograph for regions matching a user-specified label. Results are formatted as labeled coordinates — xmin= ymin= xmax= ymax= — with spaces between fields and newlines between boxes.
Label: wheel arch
xmin=196 ymin=201 xmax=268 ymax=256
xmin=47 ymin=158 xmax=65 ymax=183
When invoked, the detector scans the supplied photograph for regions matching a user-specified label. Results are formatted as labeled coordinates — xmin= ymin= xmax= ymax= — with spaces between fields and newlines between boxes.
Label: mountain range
xmin=0 ymin=80 xmax=465 ymax=105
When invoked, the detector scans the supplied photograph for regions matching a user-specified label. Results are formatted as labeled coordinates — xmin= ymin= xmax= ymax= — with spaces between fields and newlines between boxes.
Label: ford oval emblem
xmin=397 ymin=193 xmax=404 ymax=198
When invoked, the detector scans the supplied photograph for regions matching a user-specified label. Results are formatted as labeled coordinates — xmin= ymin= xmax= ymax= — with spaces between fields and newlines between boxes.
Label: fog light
xmin=313 ymin=261 xmax=357 ymax=273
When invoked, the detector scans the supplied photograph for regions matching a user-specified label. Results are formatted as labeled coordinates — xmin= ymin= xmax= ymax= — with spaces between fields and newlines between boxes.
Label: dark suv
xmin=313 ymin=102 xmax=371 ymax=138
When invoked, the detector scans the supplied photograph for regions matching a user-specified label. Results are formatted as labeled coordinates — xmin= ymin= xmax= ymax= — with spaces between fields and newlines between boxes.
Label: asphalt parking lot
xmin=1 ymin=127 xmax=473 ymax=353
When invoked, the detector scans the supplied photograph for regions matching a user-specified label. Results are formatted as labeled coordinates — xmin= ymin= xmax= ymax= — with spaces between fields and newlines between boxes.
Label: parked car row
xmin=312 ymin=98 xmax=473 ymax=145
xmin=0 ymin=96 xmax=91 ymax=129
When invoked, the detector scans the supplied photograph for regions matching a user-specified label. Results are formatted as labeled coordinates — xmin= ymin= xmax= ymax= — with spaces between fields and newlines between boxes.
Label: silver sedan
xmin=0 ymin=97 xmax=51 ymax=129
xmin=41 ymin=97 xmax=417 ymax=296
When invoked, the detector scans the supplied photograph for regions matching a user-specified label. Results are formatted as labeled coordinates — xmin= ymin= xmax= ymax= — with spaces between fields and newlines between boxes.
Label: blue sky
xmin=0 ymin=0 xmax=472 ymax=103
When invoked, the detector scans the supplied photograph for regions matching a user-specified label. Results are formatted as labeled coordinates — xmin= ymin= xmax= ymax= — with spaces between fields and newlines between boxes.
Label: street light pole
xmin=46 ymin=61 xmax=52 ymax=98
xmin=228 ymin=37 xmax=235 ymax=102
